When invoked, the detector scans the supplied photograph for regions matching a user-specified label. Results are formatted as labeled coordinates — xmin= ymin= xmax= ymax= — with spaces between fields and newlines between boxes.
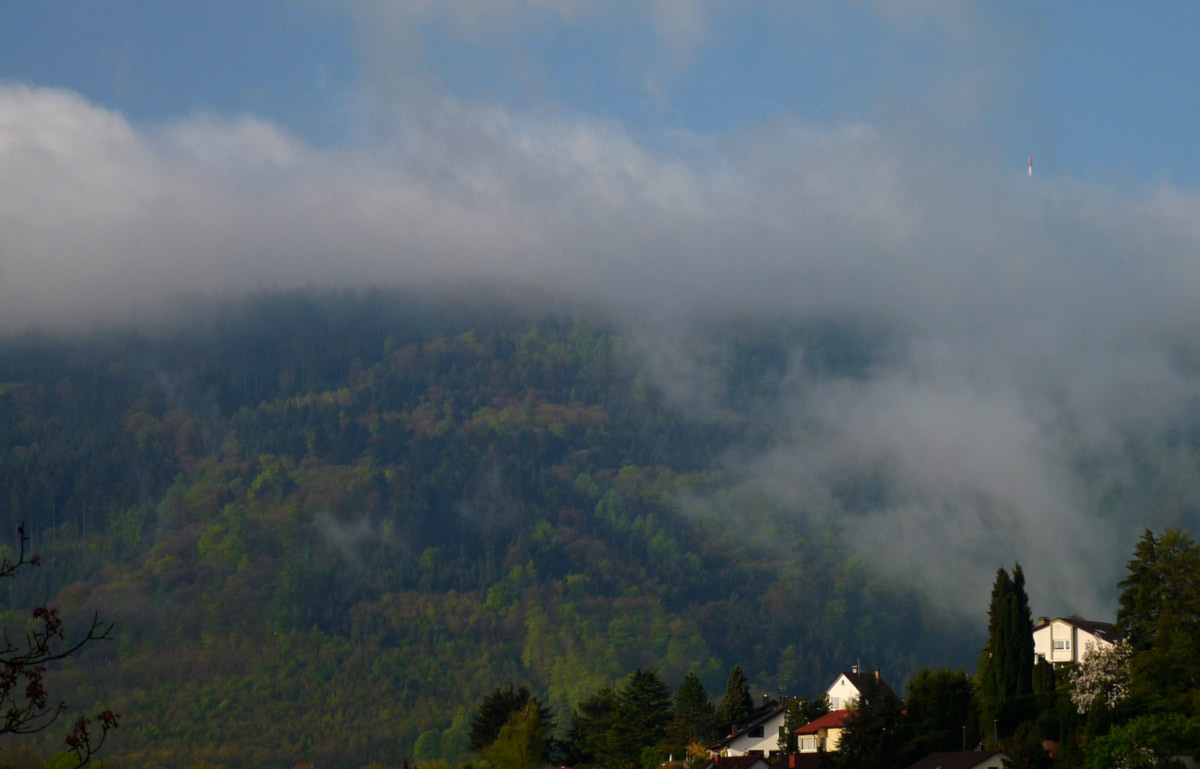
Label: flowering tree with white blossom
xmin=1069 ymin=639 xmax=1133 ymax=714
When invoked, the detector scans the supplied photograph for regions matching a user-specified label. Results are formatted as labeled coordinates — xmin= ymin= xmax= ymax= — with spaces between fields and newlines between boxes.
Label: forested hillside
xmin=0 ymin=289 xmax=973 ymax=768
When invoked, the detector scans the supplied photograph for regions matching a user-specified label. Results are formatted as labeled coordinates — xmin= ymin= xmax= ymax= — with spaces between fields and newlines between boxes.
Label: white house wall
xmin=825 ymin=675 xmax=861 ymax=710
xmin=1033 ymin=620 xmax=1114 ymax=665
xmin=721 ymin=711 xmax=787 ymax=757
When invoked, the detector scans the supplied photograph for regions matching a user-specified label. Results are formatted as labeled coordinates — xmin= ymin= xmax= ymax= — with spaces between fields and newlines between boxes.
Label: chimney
xmin=1037 ymin=617 xmax=1050 ymax=627
xmin=874 ymin=668 xmax=880 ymax=681
xmin=851 ymin=664 xmax=858 ymax=675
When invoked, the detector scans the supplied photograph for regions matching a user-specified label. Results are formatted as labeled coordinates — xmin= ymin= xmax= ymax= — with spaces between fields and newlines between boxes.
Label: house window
xmin=829 ymin=697 xmax=840 ymax=708
xmin=749 ymin=726 xmax=764 ymax=739
xmin=799 ymin=736 xmax=818 ymax=752
xmin=1053 ymin=640 xmax=1070 ymax=651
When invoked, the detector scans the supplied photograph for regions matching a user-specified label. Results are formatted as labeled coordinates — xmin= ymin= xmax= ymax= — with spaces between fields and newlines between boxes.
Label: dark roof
xmin=1060 ymin=616 xmax=1120 ymax=645
xmin=710 ymin=701 xmax=786 ymax=748
xmin=832 ymin=670 xmax=900 ymax=704
xmin=702 ymin=756 xmax=769 ymax=769
xmin=903 ymin=751 xmax=1005 ymax=769
xmin=795 ymin=709 xmax=852 ymax=734
xmin=769 ymin=756 xmax=823 ymax=769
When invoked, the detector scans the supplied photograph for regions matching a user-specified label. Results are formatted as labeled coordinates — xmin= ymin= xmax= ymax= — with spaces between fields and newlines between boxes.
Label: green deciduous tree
xmin=470 ymin=685 xmax=554 ymax=756
xmin=901 ymin=668 xmax=977 ymax=761
xmin=413 ymin=729 xmax=442 ymax=762
xmin=483 ymin=702 xmax=552 ymax=769
xmin=1082 ymin=712 xmax=1200 ymax=769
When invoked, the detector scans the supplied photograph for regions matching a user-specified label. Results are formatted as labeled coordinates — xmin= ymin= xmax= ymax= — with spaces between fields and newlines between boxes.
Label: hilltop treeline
xmin=0 ymin=289 xmax=966 ymax=767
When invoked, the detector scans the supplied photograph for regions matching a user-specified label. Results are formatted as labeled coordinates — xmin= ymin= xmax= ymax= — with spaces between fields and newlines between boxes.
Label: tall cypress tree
xmin=1011 ymin=564 xmax=1035 ymax=698
xmin=982 ymin=567 xmax=1012 ymax=704
xmin=981 ymin=565 xmax=1033 ymax=739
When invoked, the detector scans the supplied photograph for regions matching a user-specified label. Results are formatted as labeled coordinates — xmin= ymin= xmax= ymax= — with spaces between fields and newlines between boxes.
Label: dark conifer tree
xmin=980 ymin=564 xmax=1033 ymax=740
xmin=567 ymin=687 xmax=620 ymax=767
xmin=1117 ymin=528 xmax=1162 ymax=652
xmin=1032 ymin=657 xmax=1056 ymax=710
xmin=714 ymin=665 xmax=754 ymax=731
xmin=610 ymin=669 xmax=673 ymax=769
xmin=1116 ymin=527 xmax=1200 ymax=701
xmin=667 ymin=672 xmax=715 ymax=752
xmin=1011 ymin=564 xmax=1035 ymax=698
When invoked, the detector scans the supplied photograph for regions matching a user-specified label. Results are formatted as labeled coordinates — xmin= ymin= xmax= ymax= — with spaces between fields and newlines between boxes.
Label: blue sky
xmin=5 ymin=2 xmax=1200 ymax=612
xmin=4 ymin=1 xmax=1199 ymax=185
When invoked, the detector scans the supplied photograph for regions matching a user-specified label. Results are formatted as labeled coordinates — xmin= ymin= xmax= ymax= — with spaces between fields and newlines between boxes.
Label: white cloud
xmin=4 ymin=80 xmax=1200 ymax=616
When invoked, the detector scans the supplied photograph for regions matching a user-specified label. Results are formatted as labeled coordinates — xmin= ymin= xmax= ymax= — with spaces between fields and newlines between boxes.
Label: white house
xmin=709 ymin=701 xmax=789 ymax=758
xmin=1032 ymin=616 xmax=1119 ymax=666
xmin=824 ymin=667 xmax=897 ymax=710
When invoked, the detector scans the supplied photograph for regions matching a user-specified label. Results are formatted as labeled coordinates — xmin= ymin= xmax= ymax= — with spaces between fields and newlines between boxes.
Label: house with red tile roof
xmin=795 ymin=709 xmax=853 ymax=754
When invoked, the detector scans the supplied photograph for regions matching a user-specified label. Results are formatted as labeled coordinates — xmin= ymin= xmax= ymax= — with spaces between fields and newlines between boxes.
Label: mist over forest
xmin=0 ymin=283 xmax=1198 ymax=765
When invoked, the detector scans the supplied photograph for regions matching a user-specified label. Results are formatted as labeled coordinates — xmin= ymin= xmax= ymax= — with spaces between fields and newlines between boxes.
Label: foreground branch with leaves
xmin=0 ymin=525 xmax=118 ymax=765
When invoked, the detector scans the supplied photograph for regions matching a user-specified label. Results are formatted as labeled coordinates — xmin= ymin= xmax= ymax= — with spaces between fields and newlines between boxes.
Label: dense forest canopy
xmin=0 ymin=288 xmax=1196 ymax=767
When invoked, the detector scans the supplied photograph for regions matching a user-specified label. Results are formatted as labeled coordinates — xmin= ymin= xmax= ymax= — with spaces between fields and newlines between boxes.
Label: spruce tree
xmin=715 ymin=665 xmax=754 ymax=730
xmin=1115 ymin=527 xmax=1200 ymax=702
xmin=610 ymin=668 xmax=673 ymax=769
xmin=667 ymin=672 xmax=716 ymax=751
xmin=567 ymin=687 xmax=620 ymax=767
